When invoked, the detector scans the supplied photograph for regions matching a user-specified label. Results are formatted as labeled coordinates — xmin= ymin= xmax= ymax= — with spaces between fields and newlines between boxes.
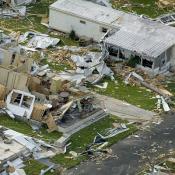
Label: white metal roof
xmin=50 ymin=0 xmax=175 ymax=57
xmin=50 ymin=0 xmax=129 ymax=25
xmin=105 ymin=29 xmax=175 ymax=58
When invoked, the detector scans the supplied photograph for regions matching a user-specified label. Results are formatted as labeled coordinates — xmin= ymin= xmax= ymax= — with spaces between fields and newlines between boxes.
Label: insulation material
xmin=0 ymin=84 xmax=6 ymax=100
xmin=28 ymin=77 xmax=49 ymax=95
xmin=50 ymin=76 xmax=67 ymax=93
xmin=31 ymin=104 xmax=48 ymax=122
xmin=158 ymin=0 xmax=175 ymax=8
xmin=0 ymin=100 xmax=6 ymax=108
xmin=43 ymin=113 xmax=57 ymax=133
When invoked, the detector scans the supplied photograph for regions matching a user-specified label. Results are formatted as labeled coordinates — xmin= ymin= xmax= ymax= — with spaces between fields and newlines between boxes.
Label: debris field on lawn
xmin=1 ymin=0 xmax=175 ymax=173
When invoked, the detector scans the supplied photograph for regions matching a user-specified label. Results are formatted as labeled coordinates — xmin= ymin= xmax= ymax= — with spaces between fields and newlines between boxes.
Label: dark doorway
xmin=142 ymin=59 xmax=153 ymax=68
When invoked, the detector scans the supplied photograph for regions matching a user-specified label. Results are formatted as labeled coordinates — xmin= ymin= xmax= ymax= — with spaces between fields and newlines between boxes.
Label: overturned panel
xmin=6 ymin=89 xmax=35 ymax=119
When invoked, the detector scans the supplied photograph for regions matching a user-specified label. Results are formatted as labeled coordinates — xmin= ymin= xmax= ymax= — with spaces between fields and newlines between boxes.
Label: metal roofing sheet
xmin=105 ymin=29 xmax=175 ymax=58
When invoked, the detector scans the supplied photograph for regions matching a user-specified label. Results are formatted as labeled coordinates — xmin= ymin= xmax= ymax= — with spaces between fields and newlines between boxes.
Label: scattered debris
xmin=0 ymin=30 xmax=105 ymax=135
xmin=5 ymin=161 xmax=26 ymax=175
xmin=160 ymin=96 xmax=170 ymax=112
xmin=69 ymin=151 xmax=78 ymax=158
xmin=97 ymin=123 xmax=128 ymax=139
xmin=77 ymin=123 xmax=128 ymax=162
xmin=59 ymin=52 xmax=114 ymax=85
xmin=40 ymin=165 xmax=55 ymax=175
xmin=0 ymin=0 xmax=36 ymax=18
xmin=19 ymin=32 xmax=60 ymax=49
xmin=0 ymin=126 xmax=56 ymax=175
xmin=124 ymin=71 xmax=173 ymax=99
xmin=94 ymin=82 xmax=108 ymax=89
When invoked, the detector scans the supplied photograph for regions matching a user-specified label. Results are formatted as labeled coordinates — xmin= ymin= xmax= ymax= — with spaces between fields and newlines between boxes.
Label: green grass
xmin=52 ymin=115 xmax=137 ymax=168
xmin=24 ymin=160 xmax=48 ymax=175
xmin=163 ymin=161 xmax=175 ymax=173
xmin=91 ymin=77 xmax=156 ymax=111
xmin=110 ymin=0 xmax=175 ymax=18
xmin=28 ymin=0 xmax=55 ymax=15
xmin=25 ymin=159 xmax=60 ymax=175
xmin=41 ymin=58 xmax=73 ymax=72
xmin=163 ymin=79 xmax=175 ymax=107
xmin=52 ymin=154 xmax=84 ymax=169
xmin=0 ymin=115 xmax=62 ymax=142
xmin=165 ymin=80 xmax=175 ymax=96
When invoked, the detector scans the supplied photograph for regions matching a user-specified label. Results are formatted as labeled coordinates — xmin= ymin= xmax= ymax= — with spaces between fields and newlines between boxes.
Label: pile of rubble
xmin=0 ymin=73 xmax=101 ymax=133
xmin=0 ymin=31 xmax=103 ymax=134
xmin=146 ymin=157 xmax=175 ymax=175
xmin=157 ymin=0 xmax=175 ymax=8
xmin=58 ymin=51 xmax=114 ymax=86
xmin=47 ymin=46 xmax=91 ymax=70
xmin=0 ymin=0 xmax=36 ymax=18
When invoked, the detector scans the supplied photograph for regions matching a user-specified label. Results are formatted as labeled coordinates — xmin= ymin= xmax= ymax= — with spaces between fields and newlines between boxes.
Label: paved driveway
xmin=95 ymin=94 xmax=156 ymax=122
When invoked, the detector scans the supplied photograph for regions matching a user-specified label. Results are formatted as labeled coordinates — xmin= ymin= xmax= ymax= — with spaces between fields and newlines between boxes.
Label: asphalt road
xmin=65 ymin=112 xmax=175 ymax=175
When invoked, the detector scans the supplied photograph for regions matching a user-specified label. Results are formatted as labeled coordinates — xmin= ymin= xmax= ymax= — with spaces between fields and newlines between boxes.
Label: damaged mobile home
xmin=0 ymin=32 xmax=106 ymax=135
xmin=103 ymin=27 xmax=175 ymax=75
xmin=0 ymin=126 xmax=56 ymax=175
xmin=49 ymin=0 xmax=175 ymax=74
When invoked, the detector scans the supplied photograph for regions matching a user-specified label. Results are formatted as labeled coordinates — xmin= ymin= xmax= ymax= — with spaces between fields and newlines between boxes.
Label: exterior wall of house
xmin=49 ymin=8 xmax=110 ymax=41
xmin=169 ymin=45 xmax=175 ymax=66
xmin=106 ymin=43 xmax=174 ymax=74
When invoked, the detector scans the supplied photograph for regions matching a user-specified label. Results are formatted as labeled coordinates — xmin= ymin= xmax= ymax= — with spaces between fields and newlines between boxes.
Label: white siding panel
xmin=49 ymin=9 xmax=109 ymax=41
